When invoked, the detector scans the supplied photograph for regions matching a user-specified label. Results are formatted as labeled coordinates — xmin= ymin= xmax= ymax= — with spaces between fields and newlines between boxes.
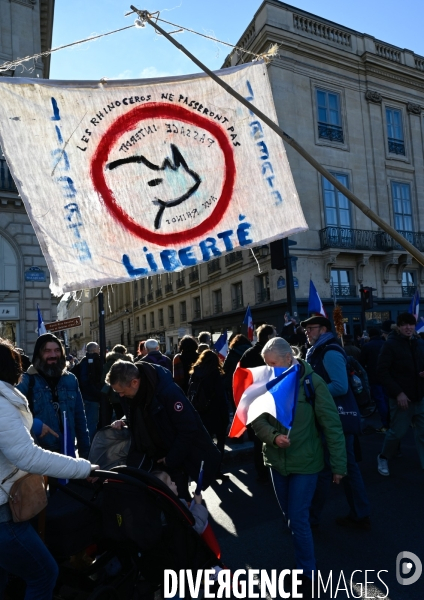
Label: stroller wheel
xmin=87 ymin=585 xmax=119 ymax=600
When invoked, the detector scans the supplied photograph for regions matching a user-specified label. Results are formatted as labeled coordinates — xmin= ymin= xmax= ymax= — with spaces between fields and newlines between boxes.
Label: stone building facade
xmin=78 ymin=0 xmax=424 ymax=352
xmin=0 ymin=0 xmax=55 ymax=352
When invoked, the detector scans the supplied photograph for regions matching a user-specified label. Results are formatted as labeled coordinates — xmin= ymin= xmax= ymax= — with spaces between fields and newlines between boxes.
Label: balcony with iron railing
xmin=388 ymin=138 xmax=405 ymax=156
xmin=140 ymin=296 xmax=146 ymax=305
xmin=232 ymin=297 xmax=244 ymax=310
xmin=193 ymin=309 xmax=201 ymax=318
xmin=318 ymin=123 xmax=344 ymax=143
xmin=257 ymin=289 xmax=271 ymax=303
xmin=176 ymin=277 xmax=185 ymax=289
xmin=180 ymin=313 xmax=187 ymax=322
xmin=402 ymin=285 xmax=416 ymax=298
xmin=331 ymin=284 xmax=357 ymax=297
xmin=156 ymin=288 xmax=162 ymax=299
xmin=320 ymin=226 xmax=424 ymax=252
xmin=225 ymin=251 xmax=243 ymax=267
xmin=189 ymin=270 xmax=199 ymax=283
xmin=165 ymin=283 xmax=173 ymax=294
xmin=147 ymin=292 xmax=154 ymax=302
xmin=0 ymin=159 xmax=18 ymax=193
xmin=208 ymin=259 xmax=221 ymax=275
xmin=213 ymin=303 xmax=223 ymax=314
xmin=133 ymin=299 xmax=139 ymax=307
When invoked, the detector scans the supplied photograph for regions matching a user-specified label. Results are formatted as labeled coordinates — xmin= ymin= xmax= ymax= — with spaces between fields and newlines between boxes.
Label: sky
xmin=50 ymin=0 xmax=424 ymax=81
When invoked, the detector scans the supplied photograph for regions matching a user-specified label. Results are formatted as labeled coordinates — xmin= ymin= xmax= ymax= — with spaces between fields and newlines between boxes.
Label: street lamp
xmin=257 ymin=245 xmax=270 ymax=258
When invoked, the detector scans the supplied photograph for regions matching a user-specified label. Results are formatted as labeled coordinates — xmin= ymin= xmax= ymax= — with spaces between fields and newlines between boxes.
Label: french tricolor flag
xmin=214 ymin=331 xmax=228 ymax=361
xmin=243 ymin=305 xmax=254 ymax=341
xmin=409 ymin=289 xmax=424 ymax=333
xmin=229 ymin=364 xmax=300 ymax=438
xmin=308 ymin=279 xmax=327 ymax=317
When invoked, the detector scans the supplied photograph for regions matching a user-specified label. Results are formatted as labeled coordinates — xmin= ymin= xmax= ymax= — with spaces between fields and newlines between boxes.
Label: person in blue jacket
xmin=17 ymin=333 xmax=90 ymax=459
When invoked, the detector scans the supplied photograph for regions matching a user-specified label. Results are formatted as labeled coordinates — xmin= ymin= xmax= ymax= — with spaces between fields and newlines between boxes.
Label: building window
xmin=193 ymin=296 xmax=201 ymax=318
xmin=0 ymin=151 xmax=17 ymax=193
xmin=208 ymin=258 xmax=221 ymax=275
xmin=0 ymin=235 xmax=18 ymax=290
xmin=180 ymin=301 xmax=187 ymax=322
xmin=140 ymin=279 xmax=145 ymax=304
xmin=386 ymin=108 xmax=405 ymax=155
xmin=213 ymin=290 xmax=222 ymax=314
xmin=231 ymin=282 xmax=243 ymax=310
xmin=168 ymin=305 xmax=174 ymax=325
xmin=127 ymin=318 xmax=131 ymax=346
xmin=391 ymin=182 xmax=413 ymax=233
xmin=142 ymin=314 xmax=147 ymax=331
xmin=189 ymin=266 xmax=199 ymax=283
xmin=158 ymin=308 xmax=164 ymax=327
xmin=402 ymin=271 xmax=416 ymax=298
xmin=150 ymin=311 xmax=155 ymax=329
xmin=120 ymin=321 xmax=124 ymax=345
xmin=316 ymin=89 xmax=343 ymax=143
xmin=256 ymin=274 xmax=270 ymax=303
xmin=322 ymin=173 xmax=351 ymax=229
xmin=165 ymin=273 xmax=173 ymax=294
xmin=133 ymin=280 xmax=138 ymax=302
xmin=136 ymin=316 xmax=140 ymax=332
xmin=331 ymin=269 xmax=356 ymax=297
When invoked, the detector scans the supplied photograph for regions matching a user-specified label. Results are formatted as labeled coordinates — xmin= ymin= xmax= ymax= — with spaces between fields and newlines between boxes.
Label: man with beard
xmin=17 ymin=333 xmax=90 ymax=459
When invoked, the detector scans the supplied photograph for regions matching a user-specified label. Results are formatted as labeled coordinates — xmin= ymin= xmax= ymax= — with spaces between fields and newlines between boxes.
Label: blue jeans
xmin=370 ymin=384 xmax=390 ymax=428
xmin=271 ymin=468 xmax=318 ymax=579
xmin=0 ymin=518 xmax=58 ymax=599
xmin=310 ymin=434 xmax=370 ymax=524
xmin=84 ymin=400 xmax=99 ymax=443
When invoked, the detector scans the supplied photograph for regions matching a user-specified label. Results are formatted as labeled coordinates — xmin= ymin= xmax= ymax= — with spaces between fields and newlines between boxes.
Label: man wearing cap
xmin=301 ymin=315 xmax=371 ymax=531
xmin=376 ymin=312 xmax=424 ymax=476
xmin=17 ymin=333 xmax=90 ymax=459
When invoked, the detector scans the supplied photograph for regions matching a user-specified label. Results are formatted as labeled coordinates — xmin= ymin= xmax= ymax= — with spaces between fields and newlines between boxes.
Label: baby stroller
xmin=42 ymin=426 xmax=226 ymax=599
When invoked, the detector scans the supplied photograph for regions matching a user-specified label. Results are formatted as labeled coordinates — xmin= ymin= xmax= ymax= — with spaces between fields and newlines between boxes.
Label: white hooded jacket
xmin=0 ymin=380 xmax=91 ymax=505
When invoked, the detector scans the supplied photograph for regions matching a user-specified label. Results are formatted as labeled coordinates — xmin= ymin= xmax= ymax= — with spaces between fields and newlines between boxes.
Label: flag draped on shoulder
xmin=243 ymin=305 xmax=254 ymax=341
xmin=308 ymin=279 xmax=327 ymax=317
xmin=0 ymin=62 xmax=307 ymax=295
xmin=229 ymin=363 xmax=300 ymax=438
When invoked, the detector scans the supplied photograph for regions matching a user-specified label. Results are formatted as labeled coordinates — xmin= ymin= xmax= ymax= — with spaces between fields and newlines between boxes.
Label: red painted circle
xmin=90 ymin=102 xmax=236 ymax=246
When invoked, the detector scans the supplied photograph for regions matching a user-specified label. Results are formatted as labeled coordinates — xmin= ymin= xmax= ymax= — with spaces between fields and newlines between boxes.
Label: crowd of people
xmin=0 ymin=310 xmax=423 ymax=598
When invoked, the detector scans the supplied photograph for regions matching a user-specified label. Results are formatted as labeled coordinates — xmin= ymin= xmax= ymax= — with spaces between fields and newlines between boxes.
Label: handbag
xmin=0 ymin=472 xmax=48 ymax=523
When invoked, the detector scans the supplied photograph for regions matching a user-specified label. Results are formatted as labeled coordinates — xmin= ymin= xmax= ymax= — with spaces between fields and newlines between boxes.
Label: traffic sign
xmin=45 ymin=317 xmax=81 ymax=332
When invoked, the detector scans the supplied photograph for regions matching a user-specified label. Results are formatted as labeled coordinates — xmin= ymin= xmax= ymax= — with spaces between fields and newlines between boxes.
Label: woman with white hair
xmin=251 ymin=337 xmax=346 ymax=594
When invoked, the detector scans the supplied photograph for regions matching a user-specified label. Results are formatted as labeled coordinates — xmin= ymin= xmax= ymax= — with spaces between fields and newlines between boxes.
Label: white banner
xmin=0 ymin=61 xmax=307 ymax=295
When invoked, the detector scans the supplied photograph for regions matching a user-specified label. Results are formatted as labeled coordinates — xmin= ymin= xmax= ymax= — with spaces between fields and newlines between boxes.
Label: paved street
xmin=202 ymin=425 xmax=424 ymax=599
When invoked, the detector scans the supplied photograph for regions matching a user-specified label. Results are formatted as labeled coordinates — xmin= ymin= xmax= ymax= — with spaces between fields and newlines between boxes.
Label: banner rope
xmin=0 ymin=10 xmax=279 ymax=75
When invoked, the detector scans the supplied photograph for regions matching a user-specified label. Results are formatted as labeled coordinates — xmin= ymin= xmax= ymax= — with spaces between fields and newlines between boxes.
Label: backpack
xmin=303 ymin=370 xmax=362 ymax=436
xmin=318 ymin=344 xmax=371 ymax=416
xmin=345 ymin=355 xmax=371 ymax=413
xmin=187 ymin=377 xmax=212 ymax=414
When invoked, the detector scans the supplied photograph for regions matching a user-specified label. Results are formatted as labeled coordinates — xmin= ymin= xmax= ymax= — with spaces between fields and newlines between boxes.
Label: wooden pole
xmin=130 ymin=6 xmax=424 ymax=268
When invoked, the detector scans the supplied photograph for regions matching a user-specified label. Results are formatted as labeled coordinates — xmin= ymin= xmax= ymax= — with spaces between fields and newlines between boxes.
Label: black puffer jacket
xmin=376 ymin=330 xmax=424 ymax=401
xmin=188 ymin=365 xmax=229 ymax=433
xmin=239 ymin=342 xmax=265 ymax=369
xmin=127 ymin=363 xmax=221 ymax=489
xmin=222 ymin=343 xmax=251 ymax=391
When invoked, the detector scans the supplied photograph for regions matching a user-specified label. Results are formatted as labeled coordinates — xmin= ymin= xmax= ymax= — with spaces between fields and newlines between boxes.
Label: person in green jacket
xmin=251 ymin=337 xmax=347 ymax=592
